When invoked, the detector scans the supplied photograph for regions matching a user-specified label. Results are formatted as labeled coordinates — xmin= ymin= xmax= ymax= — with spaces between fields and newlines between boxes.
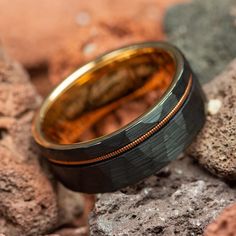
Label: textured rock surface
xmin=204 ymin=203 xmax=236 ymax=236
xmin=187 ymin=60 xmax=236 ymax=180
xmin=0 ymin=0 xmax=184 ymax=67
xmin=164 ymin=0 xmax=236 ymax=83
xmin=89 ymin=157 xmax=236 ymax=236
xmin=0 ymin=47 xmax=83 ymax=236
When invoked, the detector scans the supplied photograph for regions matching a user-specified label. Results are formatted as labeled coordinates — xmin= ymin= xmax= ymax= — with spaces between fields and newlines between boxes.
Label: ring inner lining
xmin=42 ymin=48 xmax=176 ymax=144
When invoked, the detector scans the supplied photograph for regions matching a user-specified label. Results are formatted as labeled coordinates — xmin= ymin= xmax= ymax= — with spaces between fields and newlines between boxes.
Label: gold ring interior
xmin=41 ymin=48 xmax=176 ymax=144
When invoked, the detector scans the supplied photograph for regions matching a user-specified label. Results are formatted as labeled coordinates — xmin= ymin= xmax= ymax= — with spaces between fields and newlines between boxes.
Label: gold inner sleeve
xmin=42 ymin=50 xmax=175 ymax=144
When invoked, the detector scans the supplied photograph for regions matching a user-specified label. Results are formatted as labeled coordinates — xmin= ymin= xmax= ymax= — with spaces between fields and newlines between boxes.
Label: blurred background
xmin=0 ymin=0 xmax=184 ymax=96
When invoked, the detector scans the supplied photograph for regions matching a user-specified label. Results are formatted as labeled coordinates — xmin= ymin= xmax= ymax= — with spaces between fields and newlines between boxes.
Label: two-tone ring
xmin=32 ymin=42 xmax=206 ymax=193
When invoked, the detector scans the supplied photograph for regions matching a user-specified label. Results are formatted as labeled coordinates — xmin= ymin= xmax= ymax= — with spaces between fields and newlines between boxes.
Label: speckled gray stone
xmin=89 ymin=157 xmax=236 ymax=236
xmin=187 ymin=59 xmax=236 ymax=180
xmin=164 ymin=0 xmax=236 ymax=83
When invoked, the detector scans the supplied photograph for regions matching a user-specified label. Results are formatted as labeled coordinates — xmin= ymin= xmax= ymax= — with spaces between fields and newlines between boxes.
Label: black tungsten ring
xmin=32 ymin=42 xmax=206 ymax=193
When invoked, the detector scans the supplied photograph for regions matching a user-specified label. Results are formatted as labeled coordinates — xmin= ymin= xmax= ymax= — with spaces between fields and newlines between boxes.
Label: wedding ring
xmin=32 ymin=42 xmax=206 ymax=193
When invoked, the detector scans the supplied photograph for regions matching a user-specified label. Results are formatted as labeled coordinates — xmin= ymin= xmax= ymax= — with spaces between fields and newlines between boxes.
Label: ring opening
xmin=41 ymin=48 xmax=176 ymax=144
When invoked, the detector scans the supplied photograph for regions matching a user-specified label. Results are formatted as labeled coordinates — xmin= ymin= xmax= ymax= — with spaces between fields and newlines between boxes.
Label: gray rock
xmin=89 ymin=157 xmax=236 ymax=236
xmin=187 ymin=59 xmax=236 ymax=180
xmin=164 ymin=0 xmax=236 ymax=83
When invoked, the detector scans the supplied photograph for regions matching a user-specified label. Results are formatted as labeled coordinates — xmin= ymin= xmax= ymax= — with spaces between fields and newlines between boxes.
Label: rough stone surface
xmin=89 ymin=157 xmax=236 ymax=236
xmin=0 ymin=0 xmax=184 ymax=67
xmin=204 ymin=203 xmax=236 ymax=236
xmin=164 ymin=0 xmax=236 ymax=83
xmin=187 ymin=60 xmax=236 ymax=180
xmin=0 ymin=47 xmax=83 ymax=236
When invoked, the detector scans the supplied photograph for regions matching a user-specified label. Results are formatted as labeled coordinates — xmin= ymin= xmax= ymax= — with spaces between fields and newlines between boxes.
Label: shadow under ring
xmin=32 ymin=42 xmax=206 ymax=193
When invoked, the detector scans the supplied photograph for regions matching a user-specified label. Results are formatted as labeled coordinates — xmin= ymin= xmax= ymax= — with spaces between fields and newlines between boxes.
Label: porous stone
xmin=164 ymin=0 xmax=236 ymax=83
xmin=204 ymin=203 xmax=236 ymax=236
xmin=187 ymin=59 xmax=236 ymax=180
xmin=89 ymin=157 xmax=236 ymax=236
xmin=0 ymin=47 xmax=83 ymax=236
